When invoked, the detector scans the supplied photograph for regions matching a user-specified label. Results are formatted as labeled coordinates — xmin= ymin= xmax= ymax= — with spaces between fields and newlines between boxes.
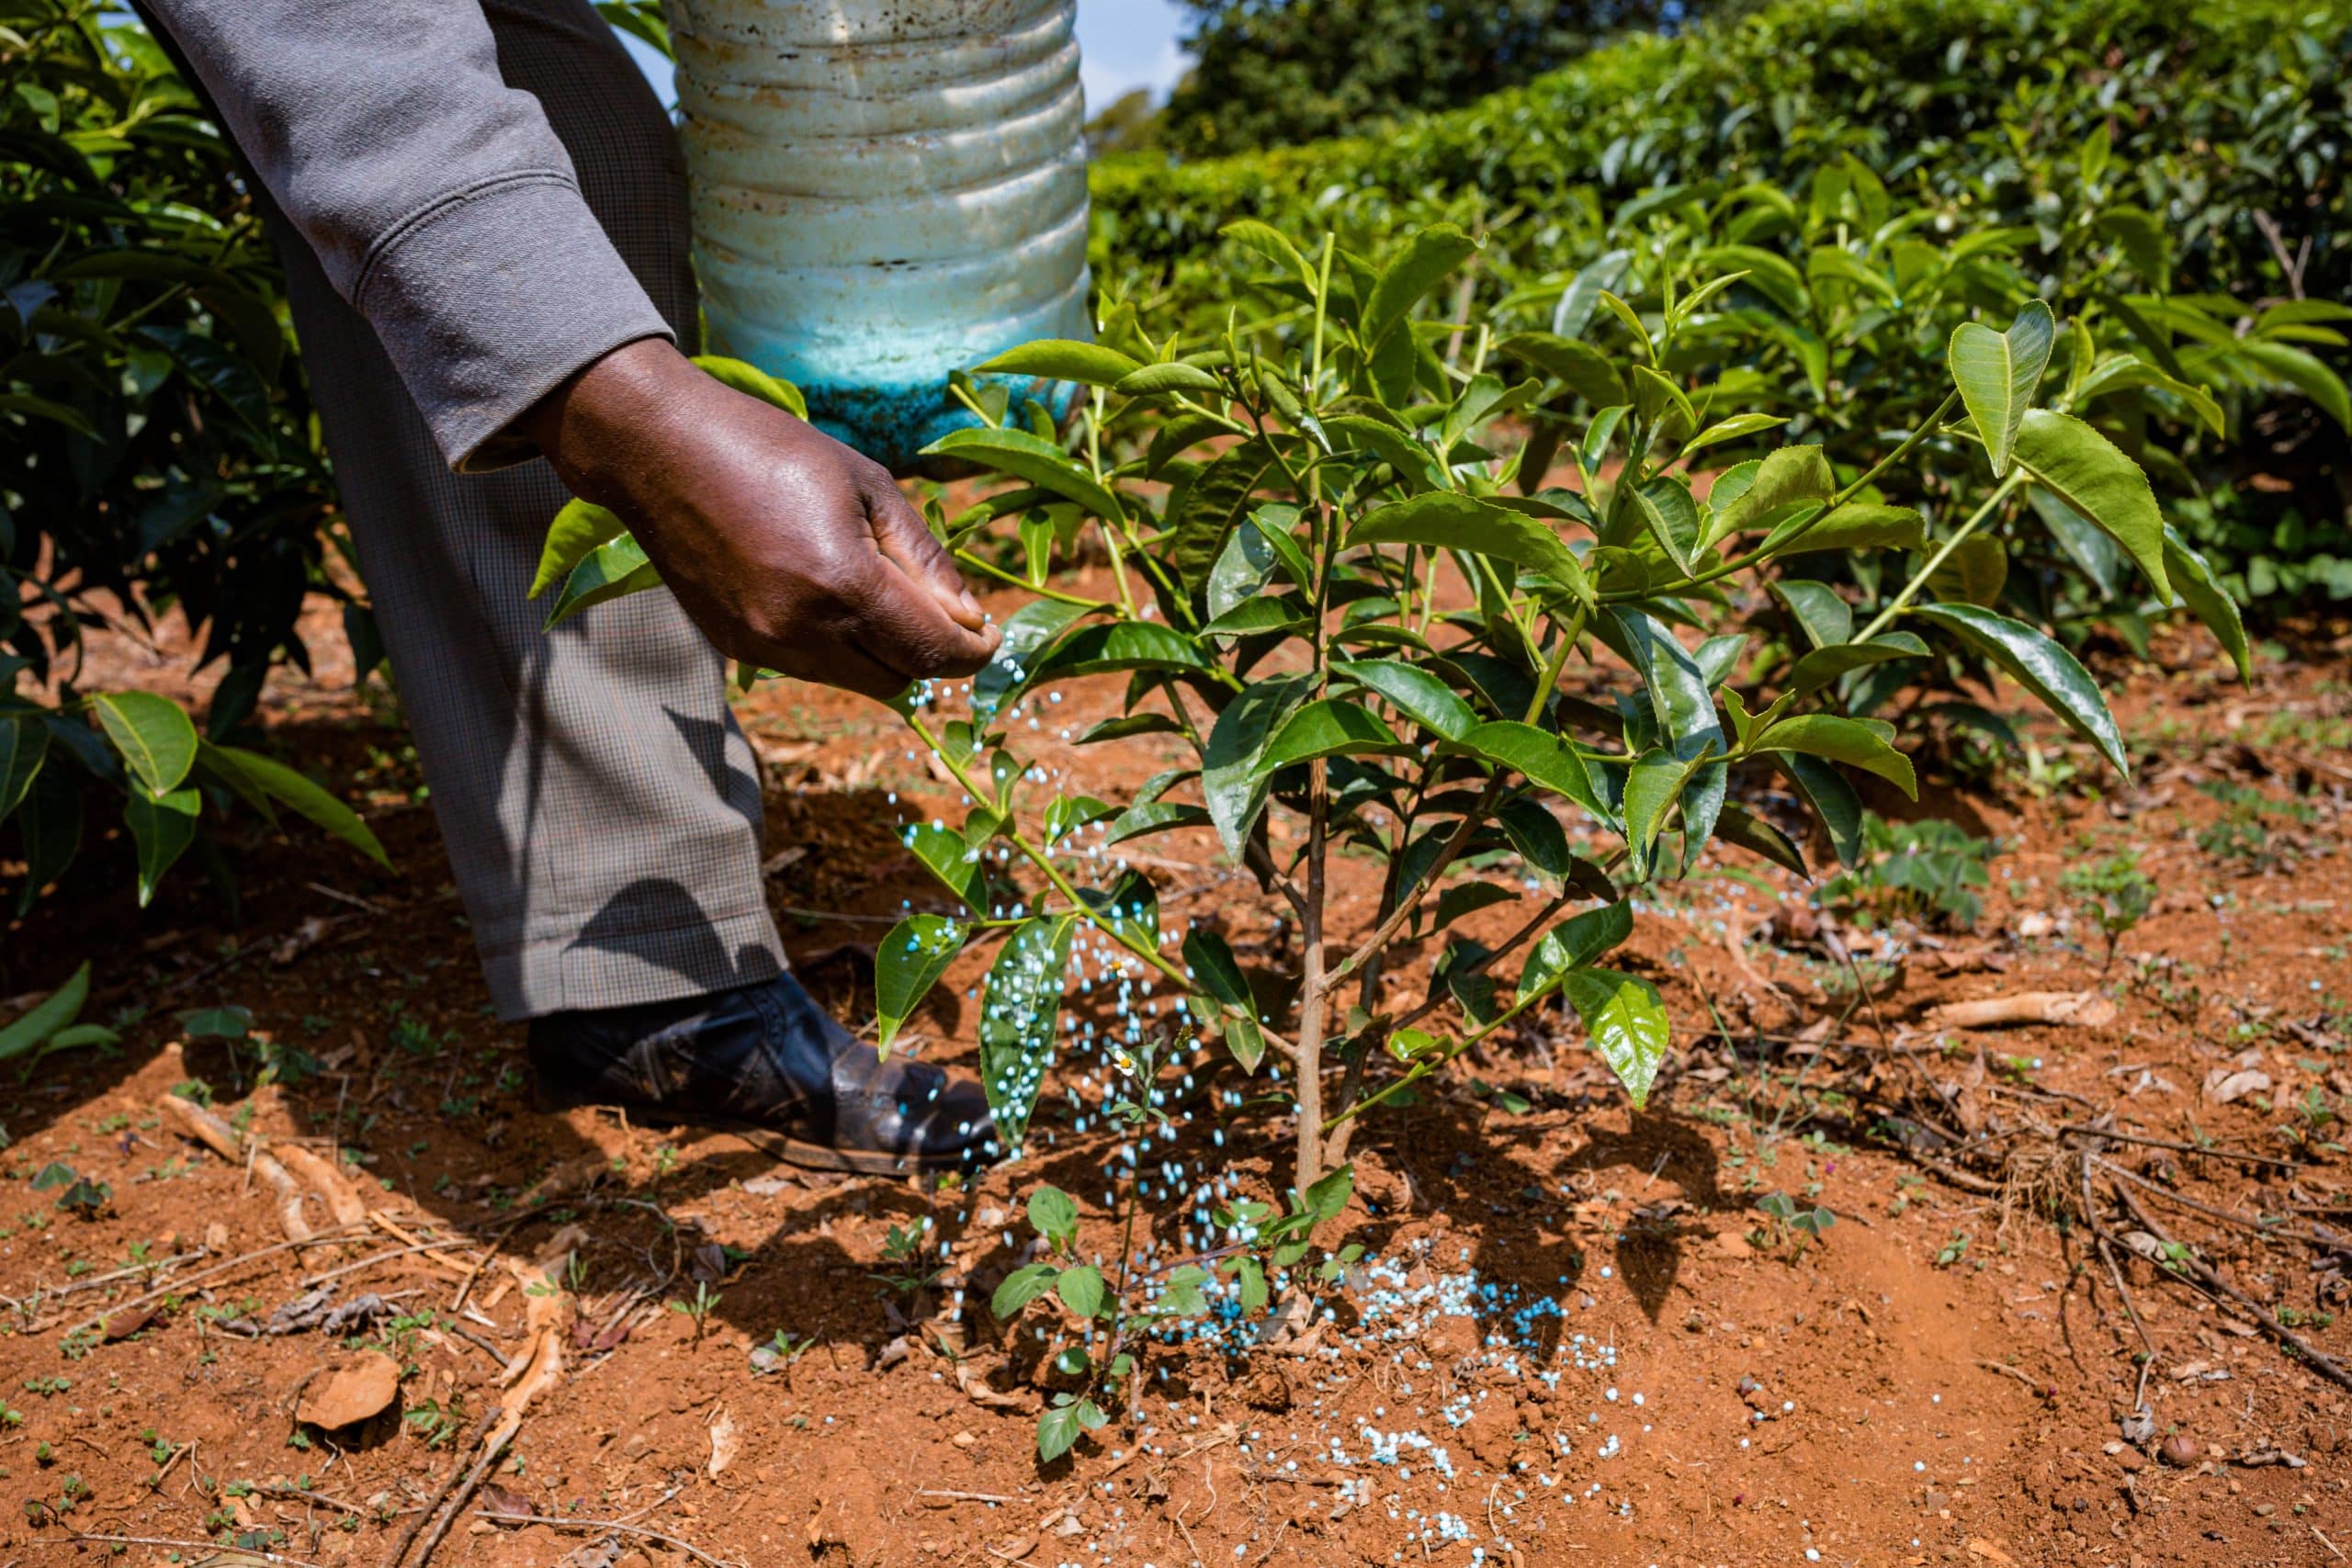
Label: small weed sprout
xmin=667 ymin=1280 xmax=721 ymax=1347
xmin=2062 ymin=851 xmax=2153 ymax=974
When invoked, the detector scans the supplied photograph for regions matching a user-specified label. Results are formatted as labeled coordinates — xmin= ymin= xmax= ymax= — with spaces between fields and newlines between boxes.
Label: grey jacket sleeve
xmin=144 ymin=2 xmax=676 ymax=471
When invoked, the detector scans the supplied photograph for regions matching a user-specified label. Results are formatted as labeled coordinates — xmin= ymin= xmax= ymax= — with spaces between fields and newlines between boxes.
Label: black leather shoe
xmin=526 ymin=972 xmax=998 ymax=1174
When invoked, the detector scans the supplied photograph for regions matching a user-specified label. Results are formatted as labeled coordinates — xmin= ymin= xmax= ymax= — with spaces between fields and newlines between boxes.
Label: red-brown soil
xmin=5 ymin=581 xmax=2351 ymax=1568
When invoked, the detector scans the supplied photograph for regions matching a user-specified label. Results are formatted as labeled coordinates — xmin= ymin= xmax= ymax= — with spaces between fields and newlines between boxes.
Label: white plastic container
xmin=672 ymin=0 xmax=1093 ymax=469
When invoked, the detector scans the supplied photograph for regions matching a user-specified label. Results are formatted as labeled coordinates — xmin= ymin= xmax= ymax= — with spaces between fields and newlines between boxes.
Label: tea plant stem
xmin=951 ymin=551 xmax=1113 ymax=610
xmin=1854 ymin=468 xmax=2027 ymax=641
xmin=906 ymin=710 xmax=1296 ymax=1058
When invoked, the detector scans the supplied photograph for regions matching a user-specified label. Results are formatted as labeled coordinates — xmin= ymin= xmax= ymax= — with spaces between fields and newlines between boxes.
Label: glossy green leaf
xmin=978 ymin=913 xmax=1077 ymax=1148
xmin=693 ymin=354 xmax=808 ymax=418
xmin=1347 ymin=491 xmax=1592 ymax=607
xmin=1711 ymin=444 xmax=1832 ymax=538
xmin=992 ymin=1261 xmax=1061 ymax=1318
xmin=92 ymin=690 xmax=198 ymax=796
xmin=1781 ymin=752 xmax=1864 ymax=868
xmin=546 ymin=533 xmax=662 ymax=629
xmin=125 ymin=785 xmax=199 ymax=906
xmin=0 ymin=960 xmax=89 ymax=1063
xmin=530 ymin=499 xmax=628 ymax=601
xmin=1456 ymin=720 xmax=1609 ymax=819
xmin=905 ymin=822 xmax=986 ymax=910
xmin=972 ymin=339 xmax=1143 ymax=389
xmin=1714 ymin=802 xmax=1809 ymax=878
xmin=2011 ymin=410 xmax=2169 ymax=600
xmin=0 ymin=712 xmax=47 ymax=823
xmin=1564 ymin=969 xmax=1669 ymax=1109
xmin=924 ymin=426 xmax=1125 ymax=520
xmin=204 ymin=744 xmax=391 ymax=869
xmin=1115 ymin=361 xmax=1222 ymax=398
xmin=1182 ymin=928 xmax=1264 ymax=1071
xmin=1499 ymin=332 xmax=1623 ymax=408
xmin=876 ymin=914 xmax=965 ymax=1055
xmin=1949 ymin=299 xmax=2055 ymax=475
xmin=1334 ymin=658 xmax=1476 ymax=741
xmin=1910 ymin=602 xmax=2129 ymax=777
xmin=1516 ymin=901 xmax=1634 ymax=1004
xmin=1165 ymin=438 xmax=1286 ymax=592
xmin=2162 ymin=525 xmax=2249 ymax=683
xmin=973 ymin=598 xmax=1094 ymax=714
xmin=1363 ymin=223 xmax=1477 ymax=348
xmin=1622 ymin=748 xmax=1688 ymax=874
xmin=1203 ymin=672 xmax=1313 ymax=857
xmin=1260 ymin=699 xmax=1408 ymax=772
xmin=1753 ymin=713 xmax=1917 ymax=798
xmin=1634 ymin=475 xmax=1702 ymax=576
xmin=1032 ymin=622 xmax=1207 ymax=678
xmin=1222 ymin=220 xmax=1317 ymax=292
xmin=1763 ymin=503 xmax=1926 ymax=555
xmin=1789 ymin=631 xmax=1929 ymax=696
xmin=1102 ymin=801 xmax=1211 ymax=846
xmin=1771 ymin=581 xmax=1851 ymax=651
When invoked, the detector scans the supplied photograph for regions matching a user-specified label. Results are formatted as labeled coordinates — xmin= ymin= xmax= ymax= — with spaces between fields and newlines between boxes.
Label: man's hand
xmin=521 ymin=339 xmax=1000 ymax=701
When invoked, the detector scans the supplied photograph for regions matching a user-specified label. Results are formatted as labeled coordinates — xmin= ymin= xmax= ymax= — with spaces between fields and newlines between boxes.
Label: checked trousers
xmin=252 ymin=0 xmax=786 ymax=1018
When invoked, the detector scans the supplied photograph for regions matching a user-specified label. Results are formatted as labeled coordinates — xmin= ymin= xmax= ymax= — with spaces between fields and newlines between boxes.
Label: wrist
xmin=517 ymin=335 xmax=699 ymax=502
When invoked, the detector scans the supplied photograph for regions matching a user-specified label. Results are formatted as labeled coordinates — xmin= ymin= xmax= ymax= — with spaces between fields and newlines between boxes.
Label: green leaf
xmin=1200 ymin=596 xmax=1308 ymax=638
xmin=1681 ymin=412 xmax=1785 ymax=457
xmin=2234 ymin=340 xmax=2350 ymax=432
xmin=530 ymin=499 xmax=628 ymax=600
xmin=1115 ymin=361 xmax=1223 ymax=398
xmin=1259 ymin=699 xmax=1408 ymax=772
xmin=1456 ymin=721 xmax=1608 ymax=819
xmin=1430 ymin=880 xmax=1519 ymax=934
xmin=1347 ymin=491 xmax=1590 ymax=607
xmin=972 ymin=339 xmax=1142 ymax=389
xmin=1919 ymin=535 xmax=2009 ymax=608
xmin=691 ymin=355 xmax=808 ymax=418
xmin=1634 ymin=476 xmax=1702 ymax=576
xmin=1910 ymin=603 xmax=2129 ymax=778
xmin=1713 ymin=445 xmax=1833 ymax=538
xmin=1221 ymin=220 xmax=1317 ymax=292
xmin=1517 ymin=902 xmax=1634 ymax=1004
xmin=978 ymin=914 xmax=1077 ymax=1148
xmin=125 ymin=785 xmax=199 ymax=906
xmin=1055 ymin=1263 xmax=1106 ymax=1318
xmin=1333 ymin=659 xmax=1476 ymax=741
xmin=2074 ymin=355 xmax=2226 ymax=436
xmin=2010 ymin=410 xmax=2169 ymax=601
xmin=1564 ymin=969 xmax=1669 ymax=1110
xmin=1789 ymin=632 xmax=1929 ymax=696
xmin=1771 ymin=581 xmax=1851 ymax=651
xmin=1102 ymin=800 xmax=1212 ymax=846
xmin=1028 ymin=1186 xmax=1080 ymax=1249
xmin=1206 ymin=513 xmax=1280 ymax=622
xmin=2161 ymin=525 xmax=2249 ymax=684
xmin=905 ymin=823 xmax=986 ymax=910
xmin=1763 ymin=503 xmax=1926 ymax=556
xmin=973 ymin=598 xmax=1094 ymax=715
xmin=1037 ymin=1397 xmax=1107 ymax=1463
xmin=1622 ymin=748 xmax=1689 ymax=874
xmin=1781 ymin=753 xmax=1864 ymax=868
xmin=1753 ymin=714 xmax=1917 ymax=798
xmin=14 ymin=768 xmax=82 ymax=917
xmin=0 ymin=712 xmax=47 ymax=823
xmin=1608 ymin=610 xmax=1722 ymax=761
xmin=1948 ymin=299 xmax=2055 ymax=475
xmin=92 ymin=691 xmax=198 ymax=796
xmin=876 ymin=915 xmax=964 ymax=1055
xmin=0 ymin=960 xmax=89 ymax=1063
xmin=1324 ymin=415 xmax=1442 ymax=491
xmin=1363 ymin=224 xmax=1478 ymax=349
xmin=1498 ymin=332 xmax=1623 ymax=408
xmin=1553 ymin=250 xmax=1634 ymax=338
xmin=1031 ymin=622 xmax=1207 ymax=678
xmin=1714 ymin=803 xmax=1808 ymax=878
xmin=992 ymin=1261 xmax=1061 ymax=1318
xmin=201 ymin=744 xmax=391 ymax=869
xmin=1182 ymin=929 xmax=1264 ymax=1071
xmin=1203 ymin=673 xmax=1314 ymax=857
xmin=1164 ymin=438 xmax=1286 ymax=593
xmin=545 ymin=533 xmax=662 ymax=629
xmin=923 ymin=426 xmax=1125 ymax=521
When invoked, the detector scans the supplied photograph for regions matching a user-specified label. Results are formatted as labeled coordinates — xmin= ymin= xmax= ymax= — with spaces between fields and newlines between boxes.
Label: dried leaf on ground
xmin=708 ymin=1404 xmax=740 ymax=1475
xmin=296 ymin=1350 xmax=401 ymax=1429
xmin=1925 ymin=991 xmax=2118 ymax=1030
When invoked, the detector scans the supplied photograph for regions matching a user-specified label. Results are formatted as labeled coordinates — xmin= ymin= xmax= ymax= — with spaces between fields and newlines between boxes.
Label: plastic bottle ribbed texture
xmin=673 ymin=0 xmax=1092 ymax=469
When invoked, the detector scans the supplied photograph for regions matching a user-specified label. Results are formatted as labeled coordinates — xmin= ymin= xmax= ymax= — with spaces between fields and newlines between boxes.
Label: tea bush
xmin=1 ymin=3 xmax=389 ymax=914
xmin=537 ymin=215 xmax=2245 ymax=1194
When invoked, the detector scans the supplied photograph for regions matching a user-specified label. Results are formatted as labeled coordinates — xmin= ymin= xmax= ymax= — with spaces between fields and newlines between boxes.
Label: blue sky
xmin=619 ymin=0 xmax=1193 ymax=113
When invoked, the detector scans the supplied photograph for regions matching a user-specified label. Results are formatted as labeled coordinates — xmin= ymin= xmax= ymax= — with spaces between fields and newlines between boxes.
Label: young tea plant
xmin=2061 ymin=851 xmax=2154 ymax=974
xmin=988 ymin=1028 xmax=1359 ymax=1461
xmin=532 ymin=220 xmax=2246 ymax=1210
